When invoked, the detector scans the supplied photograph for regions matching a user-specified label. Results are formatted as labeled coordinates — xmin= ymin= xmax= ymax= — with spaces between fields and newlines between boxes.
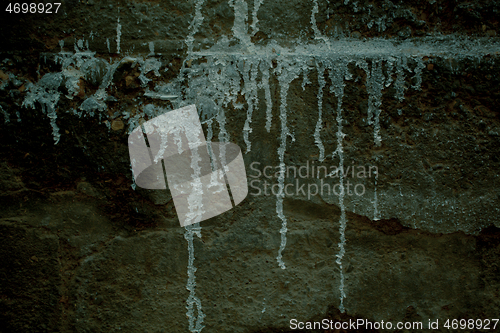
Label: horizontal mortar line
xmin=30 ymin=37 xmax=500 ymax=59
xmin=189 ymin=37 xmax=500 ymax=57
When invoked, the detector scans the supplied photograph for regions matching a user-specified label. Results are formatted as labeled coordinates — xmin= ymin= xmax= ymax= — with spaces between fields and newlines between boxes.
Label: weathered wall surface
xmin=0 ymin=0 xmax=499 ymax=332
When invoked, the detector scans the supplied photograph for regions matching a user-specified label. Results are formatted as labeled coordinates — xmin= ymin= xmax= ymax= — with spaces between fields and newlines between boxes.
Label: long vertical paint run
xmin=275 ymin=59 xmax=300 ymax=269
xmin=328 ymin=59 xmax=348 ymax=313
xmin=184 ymin=223 xmax=205 ymax=333
xmin=314 ymin=61 xmax=326 ymax=162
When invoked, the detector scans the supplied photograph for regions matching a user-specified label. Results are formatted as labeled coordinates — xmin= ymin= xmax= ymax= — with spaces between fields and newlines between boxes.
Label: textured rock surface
xmin=0 ymin=0 xmax=500 ymax=332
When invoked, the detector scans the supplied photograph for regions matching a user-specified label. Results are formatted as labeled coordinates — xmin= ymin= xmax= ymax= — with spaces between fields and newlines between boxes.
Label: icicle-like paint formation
xmin=357 ymin=59 xmax=384 ymax=146
xmin=217 ymin=108 xmax=229 ymax=144
xmin=205 ymin=118 xmax=225 ymax=192
xmin=275 ymin=59 xmax=300 ymax=269
xmin=228 ymin=0 xmax=254 ymax=50
xmin=116 ymin=17 xmax=122 ymax=54
xmin=412 ymin=56 xmax=425 ymax=90
xmin=241 ymin=59 xmax=259 ymax=153
xmin=358 ymin=59 xmax=386 ymax=221
xmin=47 ymin=108 xmax=60 ymax=144
xmin=1 ymin=105 xmax=9 ymax=123
xmin=394 ymin=56 xmax=410 ymax=102
xmin=22 ymin=73 xmax=63 ymax=144
xmin=216 ymin=108 xmax=230 ymax=184
xmin=310 ymin=0 xmax=330 ymax=45
xmin=181 ymin=116 xmax=206 ymax=332
xmin=206 ymin=118 xmax=215 ymax=167
xmin=250 ymin=0 xmax=264 ymax=35
xmin=373 ymin=167 xmax=380 ymax=221
xmin=385 ymin=56 xmax=395 ymax=88
xmin=139 ymin=58 xmax=162 ymax=86
xmin=185 ymin=0 xmax=206 ymax=54
xmin=148 ymin=41 xmax=155 ymax=56
xmin=367 ymin=60 xmax=385 ymax=147
xmin=259 ymin=60 xmax=273 ymax=133
xmin=311 ymin=0 xmax=322 ymax=40
xmin=184 ymin=223 xmax=205 ymax=333
xmin=130 ymin=162 xmax=136 ymax=190
xmin=328 ymin=59 xmax=348 ymax=313
xmin=314 ymin=61 xmax=326 ymax=162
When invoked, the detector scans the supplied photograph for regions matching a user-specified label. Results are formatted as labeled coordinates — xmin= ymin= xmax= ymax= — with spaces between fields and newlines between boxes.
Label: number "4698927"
xmin=6 ymin=3 xmax=61 ymax=14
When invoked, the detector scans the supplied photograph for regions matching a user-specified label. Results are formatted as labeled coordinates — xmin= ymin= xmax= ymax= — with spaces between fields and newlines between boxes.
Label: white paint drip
xmin=149 ymin=41 xmax=155 ymax=56
xmin=310 ymin=0 xmax=330 ymax=45
xmin=185 ymin=0 xmax=206 ymax=55
xmin=328 ymin=59 xmax=348 ymax=313
xmin=357 ymin=59 xmax=384 ymax=146
xmin=314 ymin=60 xmax=326 ymax=162
xmin=228 ymin=0 xmax=254 ymax=51
xmin=47 ymin=108 xmax=60 ymax=144
xmin=358 ymin=59 xmax=385 ymax=222
xmin=412 ymin=56 xmax=426 ymax=90
xmin=385 ymin=56 xmax=395 ymax=88
xmin=22 ymin=73 xmax=63 ymax=144
xmin=184 ymin=223 xmax=205 ymax=333
xmin=203 ymin=118 xmax=225 ymax=192
xmin=217 ymin=108 xmax=229 ymax=144
xmin=241 ymin=59 xmax=259 ymax=153
xmin=302 ymin=64 xmax=310 ymax=90
xmin=217 ymin=108 xmax=230 ymax=180
xmin=206 ymin=118 xmax=215 ymax=171
xmin=368 ymin=59 xmax=384 ymax=147
xmin=205 ymin=118 xmax=223 ymax=193
xmin=250 ymin=0 xmax=264 ymax=35
xmin=116 ymin=17 xmax=122 ymax=54
xmin=1 ymin=105 xmax=9 ymax=123
xmin=184 ymin=120 xmax=206 ymax=223
xmin=157 ymin=109 xmax=205 ymax=332
xmin=373 ymin=167 xmax=380 ymax=221
xmin=139 ymin=58 xmax=162 ymax=86
xmin=311 ymin=0 xmax=322 ymax=40
xmin=275 ymin=59 xmax=300 ymax=270
xmin=259 ymin=60 xmax=273 ymax=132
xmin=144 ymin=91 xmax=178 ymax=100
xmin=394 ymin=56 xmax=410 ymax=102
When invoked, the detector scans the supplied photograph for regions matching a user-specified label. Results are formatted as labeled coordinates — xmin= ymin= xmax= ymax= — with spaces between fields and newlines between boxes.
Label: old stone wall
xmin=0 ymin=0 xmax=499 ymax=332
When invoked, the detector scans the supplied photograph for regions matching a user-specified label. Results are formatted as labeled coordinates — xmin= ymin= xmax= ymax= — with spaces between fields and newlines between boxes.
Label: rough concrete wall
xmin=0 ymin=0 xmax=499 ymax=332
